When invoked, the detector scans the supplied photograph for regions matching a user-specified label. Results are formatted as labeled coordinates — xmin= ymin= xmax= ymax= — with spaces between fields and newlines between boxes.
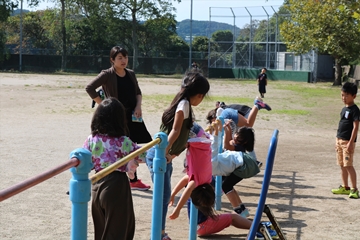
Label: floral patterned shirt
xmin=83 ymin=134 xmax=146 ymax=173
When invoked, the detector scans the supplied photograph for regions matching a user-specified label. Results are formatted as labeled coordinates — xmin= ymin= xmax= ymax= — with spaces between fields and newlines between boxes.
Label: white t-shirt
xmin=176 ymin=99 xmax=191 ymax=119
xmin=216 ymin=107 xmax=224 ymax=117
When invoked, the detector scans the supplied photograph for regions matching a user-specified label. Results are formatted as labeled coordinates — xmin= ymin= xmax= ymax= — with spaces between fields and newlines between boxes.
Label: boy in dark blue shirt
xmin=332 ymin=82 xmax=359 ymax=199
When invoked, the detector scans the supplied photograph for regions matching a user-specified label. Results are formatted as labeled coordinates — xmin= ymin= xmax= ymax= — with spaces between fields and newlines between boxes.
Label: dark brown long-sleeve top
xmin=85 ymin=67 xmax=141 ymax=99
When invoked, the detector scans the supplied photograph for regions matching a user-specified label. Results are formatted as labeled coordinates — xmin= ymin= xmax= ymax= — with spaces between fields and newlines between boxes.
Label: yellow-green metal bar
xmin=90 ymin=138 xmax=161 ymax=184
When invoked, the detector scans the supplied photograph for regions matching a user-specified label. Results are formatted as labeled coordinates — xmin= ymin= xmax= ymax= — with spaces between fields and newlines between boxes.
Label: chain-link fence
xmin=207 ymin=6 xmax=316 ymax=72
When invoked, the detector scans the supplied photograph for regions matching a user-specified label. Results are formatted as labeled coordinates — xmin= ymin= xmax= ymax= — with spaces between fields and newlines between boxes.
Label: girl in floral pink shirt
xmin=83 ymin=97 xmax=146 ymax=240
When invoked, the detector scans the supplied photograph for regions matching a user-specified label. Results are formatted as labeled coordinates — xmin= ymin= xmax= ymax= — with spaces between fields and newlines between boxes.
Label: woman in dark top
xmin=86 ymin=46 xmax=152 ymax=191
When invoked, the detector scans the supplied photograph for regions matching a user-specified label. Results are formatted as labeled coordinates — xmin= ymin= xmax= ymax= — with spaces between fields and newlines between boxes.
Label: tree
xmin=118 ymin=0 xmax=179 ymax=70
xmin=192 ymin=36 xmax=209 ymax=53
xmin=0 ymin=0 xmax=17 ymax=62
xmin=281 ymin=0 xmax=360 ymax=85
xmin=137 ymin=14 xmax=177 ymax=57
xmin=211 ymin=30 xmax=233 ymax=53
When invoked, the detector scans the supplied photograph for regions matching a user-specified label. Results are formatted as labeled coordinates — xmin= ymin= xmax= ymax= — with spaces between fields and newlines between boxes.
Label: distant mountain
xmin=176 ymin=19 xmax=241 ymax=42
xmin=11 ymin=9 xmax=30 ymax=16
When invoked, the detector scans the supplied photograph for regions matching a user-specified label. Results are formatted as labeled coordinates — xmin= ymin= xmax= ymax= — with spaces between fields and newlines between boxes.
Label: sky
xmin=22 ymin=0 xmax=285 ymax=25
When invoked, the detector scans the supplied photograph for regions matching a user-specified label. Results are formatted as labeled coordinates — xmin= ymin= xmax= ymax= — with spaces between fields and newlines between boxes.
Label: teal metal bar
xmin=150 ymin=133 xmax=168 ymax=240
xmin=189 ymin=201 xmax=198 ymax=240
xmin=69 ymin=148 xmax=93 ymax=240
xmin=215 ymin=116 xmax=225 ymax=210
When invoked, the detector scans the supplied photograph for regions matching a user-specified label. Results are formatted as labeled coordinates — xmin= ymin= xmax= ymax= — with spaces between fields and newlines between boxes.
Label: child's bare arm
xmin=347 ymin=120 xmax=359 ymax=151
xmin=169 ymin=175 xmax=189 ymax=207
xmin=169 ymin=180 xmax=196 ymax=220
xmin=223 ymin=121 xmax=235 ymax=150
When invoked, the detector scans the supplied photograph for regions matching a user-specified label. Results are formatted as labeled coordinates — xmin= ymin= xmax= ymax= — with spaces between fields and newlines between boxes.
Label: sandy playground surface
xmin=0 ymin=72 xmax=359 ymax=240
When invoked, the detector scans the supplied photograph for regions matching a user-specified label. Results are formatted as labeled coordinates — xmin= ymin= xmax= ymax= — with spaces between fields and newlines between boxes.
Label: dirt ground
xmin=0 ymin=72 xmax=359 ymax=240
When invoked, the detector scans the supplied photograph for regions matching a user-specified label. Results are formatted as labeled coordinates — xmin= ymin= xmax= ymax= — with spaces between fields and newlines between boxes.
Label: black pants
xmin=92 ymin=171 xmax=135 ymax=240
xmin=222 ymin=172 xmax=243 ymax=194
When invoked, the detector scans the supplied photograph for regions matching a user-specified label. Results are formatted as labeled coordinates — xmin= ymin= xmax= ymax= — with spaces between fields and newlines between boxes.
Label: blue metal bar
xmin=189 ymin=201 xmax=199 ymax=240
xmin=215 ymin=116 xmax=225 ymax=210
xmin=247 ymin=129 xmax=279 ymax=240
xmin=69 ymin=148 xmax=93 ymax=240
xmin=150 ymin=133 xmax=168 ymax=240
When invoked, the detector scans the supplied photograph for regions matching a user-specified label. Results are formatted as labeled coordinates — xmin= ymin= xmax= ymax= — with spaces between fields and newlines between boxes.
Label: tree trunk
xmin=333 ymin=58 xmax=342 ymax=86
xmin=131 ymin=10 xmax=138 ymax=71
xmin=61 ymin=0 xmax=66 ymax=71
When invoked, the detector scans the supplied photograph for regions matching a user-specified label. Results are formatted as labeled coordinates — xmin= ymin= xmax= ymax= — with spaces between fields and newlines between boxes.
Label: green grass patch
xmin=273 ymin=109 xmax=310 ymax=115
xmin=144 ymin=94 xmax=175 ymax=103
xmin=274 ymin=82 xmax=340 ymax=98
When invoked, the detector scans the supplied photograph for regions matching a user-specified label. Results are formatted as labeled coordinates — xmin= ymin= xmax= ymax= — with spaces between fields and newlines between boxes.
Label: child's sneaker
xmin=255 ymin=100 xmax=272 ymax=111
xmin=261 ymin=221 xmax=274 ymax=230
xmin=255 ymin=229 xmax=279 ymax=240
xmin=130 ymin=179 xmax=151 ymax=191
xmin=255 ymin=96 xmax=263 ymax=104
xmin=331 ymin=185 xmax=350 ymax=195
xmin=349 ymin=188 xmax=359 ymax=199
xmin=256 ymin=161 xmax=263 ymax=168
xmin=162 ymin=233 xmax=172 ymax=240
xmin=235 ymin=208 xmax=250 ymax=218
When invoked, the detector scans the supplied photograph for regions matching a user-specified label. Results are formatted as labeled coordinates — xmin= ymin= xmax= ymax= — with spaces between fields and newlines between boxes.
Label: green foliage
xmin=138 ymin=14 xmax=177 ymax=56
xmin=0 ymin=0 xmax=17 ymax=61
xmin=0 ymin=0 xmax=17 ymax=22
xmin=211 ymin=30 xmax=233 ymax=52
xmin=165 ymin=35 xmax=188 ymax=53
xmin=192 ymin=36 xmax=209 ymax=52
xmin=281 ymin=0 xmax=360 ymax=60
xmin=281 ymin=0 xmax=360 ymax=85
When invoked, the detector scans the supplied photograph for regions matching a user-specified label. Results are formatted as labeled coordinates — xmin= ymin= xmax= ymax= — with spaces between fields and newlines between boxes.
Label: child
xmin=331 ymin=82 xmax=359 ymax=199
xmin=206 ymin=98 xmax=271 ymax=133
xmin=168 ymin=124 xmax=214 ymax=220
xmin=185 ymin=199 xmax=277 ymax=239
xmin=211 ymin=122 xmax=260 ymax=218
xmin=145 ymin=71 xmax=210 ymax=240
xmin=223 ymin=121 xmax=261 ymax=167
xmin=82 ymin=97 xmax=147 ymax=240
xmin=257 ymin=68 xmax=267 ymax=98
xmin=170 ymin=123 xmax=273 ymax=238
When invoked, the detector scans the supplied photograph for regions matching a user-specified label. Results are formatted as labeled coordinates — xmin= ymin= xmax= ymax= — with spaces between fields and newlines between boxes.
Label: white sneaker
xmin=237 ymin=208 xmax=250 ymax=218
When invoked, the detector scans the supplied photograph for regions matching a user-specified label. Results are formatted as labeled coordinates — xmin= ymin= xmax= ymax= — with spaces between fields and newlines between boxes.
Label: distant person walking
xmin=257 ymin=68 xmax=267 ymax=98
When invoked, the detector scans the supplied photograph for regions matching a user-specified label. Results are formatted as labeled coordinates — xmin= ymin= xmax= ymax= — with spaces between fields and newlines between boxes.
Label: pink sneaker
xmin=255 ymin=100 xmax=272 ymax=111
xmin=130 ymin=179 xmax=150 ymax=191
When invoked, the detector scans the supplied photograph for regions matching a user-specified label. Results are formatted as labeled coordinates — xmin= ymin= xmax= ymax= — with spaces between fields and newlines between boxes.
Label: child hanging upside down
xmin=169 ymin=122 xmax=277 ymax=238
xmin=206 ymin=97 xmax=271 ymax=133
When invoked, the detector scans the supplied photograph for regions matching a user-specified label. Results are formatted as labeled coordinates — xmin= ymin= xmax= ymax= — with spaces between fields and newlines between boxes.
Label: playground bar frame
xmin=0 ymin=157 xmax=80 ymax=202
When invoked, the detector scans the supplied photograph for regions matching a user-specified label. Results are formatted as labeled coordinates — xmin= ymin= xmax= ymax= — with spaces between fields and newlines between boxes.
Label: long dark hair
xmin=206 ymin=109 xmax=217 ymax=124
xmin=234 ymin=126 xmax=255 ymax=152
xmin=190 ymin=183 xmax=217 ymax=220
xmin=91 ymin=97 xmax=129 ymax=137
xmin=162 ymin=71 xmax=210 ymax=131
